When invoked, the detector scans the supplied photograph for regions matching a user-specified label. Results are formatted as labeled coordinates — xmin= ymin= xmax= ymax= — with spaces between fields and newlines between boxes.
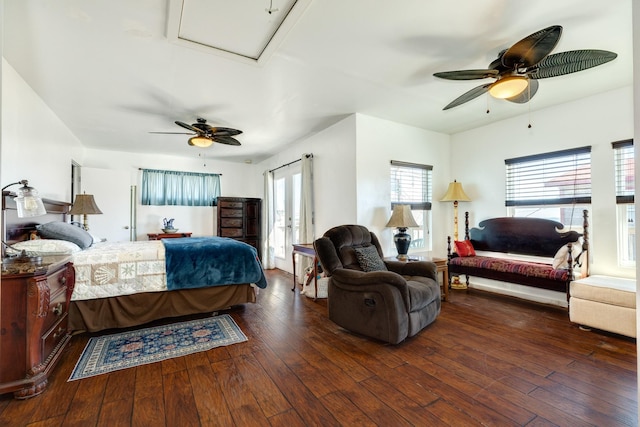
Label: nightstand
xmin=0 ymin=256 xmax=75 ymax=399
xmin=385 ymin=254 xmax=449 ymax=301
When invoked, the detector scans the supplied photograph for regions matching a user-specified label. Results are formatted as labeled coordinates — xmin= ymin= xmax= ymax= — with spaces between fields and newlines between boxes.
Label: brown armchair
xmin=314 ymin=225 xmax=441 ymax=344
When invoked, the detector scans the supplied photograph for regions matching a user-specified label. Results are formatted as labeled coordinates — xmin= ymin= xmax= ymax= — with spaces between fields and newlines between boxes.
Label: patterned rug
xmin=69 ymin=314 xmax=247 ymax=381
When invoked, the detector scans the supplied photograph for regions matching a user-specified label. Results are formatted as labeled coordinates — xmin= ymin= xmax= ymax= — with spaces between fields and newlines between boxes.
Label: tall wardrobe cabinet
xmin=216 ymin=197 xmax=262 ymax=259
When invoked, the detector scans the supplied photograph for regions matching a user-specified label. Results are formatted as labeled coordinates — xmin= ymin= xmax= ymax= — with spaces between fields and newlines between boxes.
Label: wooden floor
xmin=0 ymin=269 xmax=637 ymax=426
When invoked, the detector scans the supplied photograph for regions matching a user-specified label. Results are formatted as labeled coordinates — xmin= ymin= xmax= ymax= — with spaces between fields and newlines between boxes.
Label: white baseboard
xmin=467 ymin=278 xmax=568 ymax=308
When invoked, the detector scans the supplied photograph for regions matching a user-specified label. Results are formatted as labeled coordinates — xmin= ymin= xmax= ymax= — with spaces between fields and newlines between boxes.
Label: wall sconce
xmin=69 ymin=193 xmax=103 ymax=231
xmin=1 ymin=179 xmax=47 ymax=218
xmin=385 ymin=204 xmax=419 ymax=260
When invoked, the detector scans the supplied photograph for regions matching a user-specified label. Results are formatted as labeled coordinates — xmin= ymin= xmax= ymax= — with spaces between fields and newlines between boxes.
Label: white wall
xmin=1 ymin=59 xmax=84 ymax=202
xmin=80 ymin=148 xmax=262 ymax=240
xmin=450 ymin=86 xmax=635 ymax=304
xmin=255 ymin=114 xmax=358 ymax=239
xmin=354 ymin=114 xmax=451 ymax=256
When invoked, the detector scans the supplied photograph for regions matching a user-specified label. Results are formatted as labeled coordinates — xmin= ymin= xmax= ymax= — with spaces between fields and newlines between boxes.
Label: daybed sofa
xmin=447 ymin=211 xmax=589 ymax=299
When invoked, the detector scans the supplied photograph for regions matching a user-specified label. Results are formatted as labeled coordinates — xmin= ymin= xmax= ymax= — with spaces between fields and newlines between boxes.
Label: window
xmin=141 ymin=169 xmax=221 ymax=206
xmin=390 ymin=160 xmax=432 ymax=251
xmin=613 ymin=139 xmax=635 ymax=265
xmin=505 ymin=147 xmax=591 ymax=226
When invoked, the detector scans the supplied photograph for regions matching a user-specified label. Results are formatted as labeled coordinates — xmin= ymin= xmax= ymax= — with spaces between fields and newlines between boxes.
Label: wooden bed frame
xmin=2 ymin=193 xmax=257 ymax=333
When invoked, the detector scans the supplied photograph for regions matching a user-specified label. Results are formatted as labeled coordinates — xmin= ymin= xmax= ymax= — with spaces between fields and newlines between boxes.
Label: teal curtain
xmin=141 ymin=169 xmax=221 ymax=206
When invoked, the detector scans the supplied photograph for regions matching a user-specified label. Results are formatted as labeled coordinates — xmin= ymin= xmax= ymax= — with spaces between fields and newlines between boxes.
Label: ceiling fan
xmin=150 ymin=118 xmax=242 ymax=147
xmin=433 ymin=25 xmax=617 ymax=110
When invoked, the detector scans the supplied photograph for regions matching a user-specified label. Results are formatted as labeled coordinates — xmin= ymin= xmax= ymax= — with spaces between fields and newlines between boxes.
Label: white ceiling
xmin=2 ymin=1 xmax=633 ymax=163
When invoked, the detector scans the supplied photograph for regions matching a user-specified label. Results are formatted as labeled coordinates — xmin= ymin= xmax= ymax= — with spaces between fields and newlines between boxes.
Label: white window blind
xmin=613 ymin=139 xmax=634 ymax=204
xmin=390 ymin=161 xmax=432 ymax=209
xmin=505 ymin=146 xmax=591 ymax=206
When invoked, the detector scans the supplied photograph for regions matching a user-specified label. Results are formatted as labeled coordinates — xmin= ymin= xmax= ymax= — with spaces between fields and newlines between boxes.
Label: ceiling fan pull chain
xmin=527 ymin=82 xmax=532 ymax=128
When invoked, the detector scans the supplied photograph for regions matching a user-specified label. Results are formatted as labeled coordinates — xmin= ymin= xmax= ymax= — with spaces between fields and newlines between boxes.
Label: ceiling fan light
xmin=188 ymin=136 xmax=213 ymax=147
xmin=488 ymin=76 xmax=529 ymax=99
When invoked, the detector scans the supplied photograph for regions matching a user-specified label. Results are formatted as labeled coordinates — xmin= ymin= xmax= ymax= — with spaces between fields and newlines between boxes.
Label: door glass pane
xmin=274 ymin=177 xmax=286 ymax=258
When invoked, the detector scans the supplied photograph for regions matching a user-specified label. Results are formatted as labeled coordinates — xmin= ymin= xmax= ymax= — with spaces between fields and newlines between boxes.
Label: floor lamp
xmin=440 ymin=180 xmax=471 ymax=289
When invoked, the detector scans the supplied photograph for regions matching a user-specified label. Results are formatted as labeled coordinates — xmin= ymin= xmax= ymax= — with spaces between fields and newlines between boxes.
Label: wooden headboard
xmin=2 ymin=191 xmax=71 ymax=245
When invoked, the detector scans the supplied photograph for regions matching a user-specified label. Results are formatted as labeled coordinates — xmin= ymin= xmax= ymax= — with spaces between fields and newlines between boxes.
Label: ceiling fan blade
xmin=527 ymin=50 xmax=617 ymax=79
xmin=505 ymin=79 xmax=539 ymax=104
xmin=175 ymin=120 xmax=202 ymax=133
xmin=502 ymin=25 xmax=562 ymax=68
xmin=443 ymin=83 xmax=492 ymax=110
xmin=433 ymin=69 xmax=499 ymax=80
xmin=213 ymin=136 xmax=241 ymax=146
xmin=149 ymin=131 xmax=195 ymax=135
xmin=211 ymin=127 xmax=243 ymax=137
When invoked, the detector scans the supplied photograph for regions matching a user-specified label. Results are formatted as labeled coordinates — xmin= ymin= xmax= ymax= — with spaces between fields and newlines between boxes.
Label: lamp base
xmin=393 ymin=227 xmax=411 ymax=260
xmin=396 ymin=254 xmax=409 ymax=261
xmin=450 ymin=276 xmax=468 ymax=290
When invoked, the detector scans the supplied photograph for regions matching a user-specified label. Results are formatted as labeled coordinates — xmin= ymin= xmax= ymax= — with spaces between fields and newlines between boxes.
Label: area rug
xmin=68 ymin=314 xmax=247 ymax=381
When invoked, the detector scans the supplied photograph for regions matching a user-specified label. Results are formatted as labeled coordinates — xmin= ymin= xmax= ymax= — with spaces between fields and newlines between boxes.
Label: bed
xmin=2 ymin=193 xmax=266 ymax=333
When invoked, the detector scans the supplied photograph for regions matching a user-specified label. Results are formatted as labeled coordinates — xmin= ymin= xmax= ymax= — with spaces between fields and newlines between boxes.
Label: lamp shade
xmin=385 ymin=205 xmax=418 ymax=229
xmin=188 ymin=136 xmax=213 ymax=147
xmin=440 ymin=180 xmax=471 ymax=202
xmin=15 ymin=183 xmax=47 ymax=218
xmin=1 ymin=180 xmax=47 ymax=218
xmin=488 ymin=76 xmax=529 ymax=99
xmin=69 ymin=194 xmax=103 ymax=215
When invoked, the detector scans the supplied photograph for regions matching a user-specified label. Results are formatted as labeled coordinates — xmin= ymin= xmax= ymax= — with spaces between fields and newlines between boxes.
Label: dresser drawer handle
xmin=53 ymin=303 xmax=63 ymax=316
xmin=60 ymin=276 xmax=67 ymax=286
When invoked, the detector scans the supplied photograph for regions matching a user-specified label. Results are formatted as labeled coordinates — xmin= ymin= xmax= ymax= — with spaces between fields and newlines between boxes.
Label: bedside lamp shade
xmin=386 ymin=204 xmax=418 ymax=260
xmin=70 ymin=194 xmax=103 ymax=231
xmin=1 ymin=180 xmax=47 ymax=218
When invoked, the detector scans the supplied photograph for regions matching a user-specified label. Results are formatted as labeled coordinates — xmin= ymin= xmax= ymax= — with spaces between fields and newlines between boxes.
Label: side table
xmin=147 ymin=232 xmax=193 ymax=240
xmin=291 ymin=243 xmax=318 ymax=299
xmin=385 ymin=255 xmax=449 ymax=301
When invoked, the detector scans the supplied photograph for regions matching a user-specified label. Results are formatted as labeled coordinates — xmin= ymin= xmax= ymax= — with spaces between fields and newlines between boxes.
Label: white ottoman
xmin=569 ymin=275 xmax=636 ymax=338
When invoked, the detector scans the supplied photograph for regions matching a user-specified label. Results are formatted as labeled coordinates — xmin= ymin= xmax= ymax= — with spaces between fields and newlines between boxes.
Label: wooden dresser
xmin=217 ymin=197 xmax=262 ymax=257
xmin=0 ymin=256 xmax=75 ymax=399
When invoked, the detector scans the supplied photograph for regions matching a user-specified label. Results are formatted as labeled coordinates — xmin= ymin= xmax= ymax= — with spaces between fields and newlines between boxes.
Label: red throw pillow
xmin=454 ymin=240 xmax=476 ymax=257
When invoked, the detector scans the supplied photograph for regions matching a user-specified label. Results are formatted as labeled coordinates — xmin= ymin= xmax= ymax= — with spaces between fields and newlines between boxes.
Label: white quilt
xmin=71 ymin=241 xmax=167 ymax=301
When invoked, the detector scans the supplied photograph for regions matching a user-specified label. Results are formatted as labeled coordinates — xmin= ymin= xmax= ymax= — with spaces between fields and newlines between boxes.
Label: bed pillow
xmin=36 ymin=221 xmax=94 ymax=249
xmin=454 ymin=240 xmax=476 ymax=257
xmin=552 ymin=243 xmax=582 ymax=269
xmin=354 ymin=245 xmax=388 ymax=272
xmin=5 ymin=239 xmax=82 ymax=256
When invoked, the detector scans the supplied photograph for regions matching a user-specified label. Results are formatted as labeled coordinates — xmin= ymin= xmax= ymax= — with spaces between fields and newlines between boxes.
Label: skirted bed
xmin=2 ymin=193 xmax=266 ymax=333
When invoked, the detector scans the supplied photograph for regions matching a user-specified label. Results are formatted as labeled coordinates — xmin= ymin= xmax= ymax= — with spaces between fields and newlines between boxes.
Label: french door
xmin=273 ymin=165 xmax=301 ymax=272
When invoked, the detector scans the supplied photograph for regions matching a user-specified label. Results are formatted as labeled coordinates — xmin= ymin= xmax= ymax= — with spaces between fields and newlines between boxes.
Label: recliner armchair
xmin=314 ymin=225 xmax=441 ymax=344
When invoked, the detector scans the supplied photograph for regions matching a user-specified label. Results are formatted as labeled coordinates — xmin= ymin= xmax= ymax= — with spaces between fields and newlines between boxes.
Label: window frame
xmin=612 ymin=139 xmax=635 ymax=266
xmin=389 ymin=160 xmax=433 ymax=252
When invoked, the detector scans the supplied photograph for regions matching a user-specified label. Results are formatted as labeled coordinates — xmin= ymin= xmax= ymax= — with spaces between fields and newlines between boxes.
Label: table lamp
xmin=385 ymin=204 xmax=418 ymax=260
xmin=69 ymin=193 xmax=103 ymax=231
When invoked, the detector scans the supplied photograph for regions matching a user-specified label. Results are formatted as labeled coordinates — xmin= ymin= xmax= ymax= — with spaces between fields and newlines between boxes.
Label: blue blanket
xmin=163 ymin=237 xmax=267 ymax=290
